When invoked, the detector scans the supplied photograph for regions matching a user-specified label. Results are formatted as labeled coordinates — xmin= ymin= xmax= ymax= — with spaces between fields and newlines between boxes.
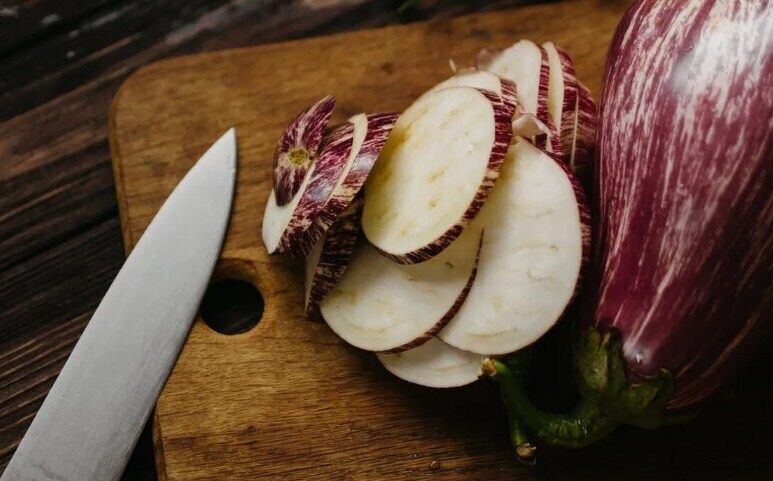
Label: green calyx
xmin=484 ymin=326 xmax=688 ymax=459
xmin=574 ymin=327 xmax=681 ymax=429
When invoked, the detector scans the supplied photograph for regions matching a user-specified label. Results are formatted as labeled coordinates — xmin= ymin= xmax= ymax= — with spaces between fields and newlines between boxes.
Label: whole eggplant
xmin=594 ymin=0 xmax=772 ymax=411
xmin=486 ymin=0 xmax=772 ymax=456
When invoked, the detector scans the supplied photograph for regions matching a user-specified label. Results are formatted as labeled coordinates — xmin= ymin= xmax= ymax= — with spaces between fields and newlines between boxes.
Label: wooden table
xmin=0 ymin=2 xmax=549 ymax=479
xmin=1 ymin=1 xmax=770 ymax=480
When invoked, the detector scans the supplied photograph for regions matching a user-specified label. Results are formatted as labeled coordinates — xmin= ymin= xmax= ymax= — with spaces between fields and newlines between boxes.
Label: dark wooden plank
xmin=0 ymin=0 xmax=553 ymax=122
xmin=0 ymin=0 xmax=234 ymax=121
xmin=0 ymin=219 xmax=123 ymax=456
xmin=0 ymin=144 xmax=116 ymax=271
xmin=0 ymin=0 xmax=117 ymax=55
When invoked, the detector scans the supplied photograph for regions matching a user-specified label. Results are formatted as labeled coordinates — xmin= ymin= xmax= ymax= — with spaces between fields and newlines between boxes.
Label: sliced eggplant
xmin=377 ymin=337 xmax=485 ymax=388
xmin=478 ymin=40 xmax=542 ymax=116
xmin=430 ymin=69 xmax=519 ymax=115
xmin=439 ymin=139 xmax=590 ymax=355
xmin=272 ymin=96 xmax=335 ymax=205
xmin=544 ymin=42 xmax=598 ymax=185
xmin=362 ymin=86 xmax=512 ymax=264
xmin=534 ymin=46 xmax=563 ymax=155
xmin=262 ymin=120 xmax=355 ymax=257
xmin=320 ymin=222 xmax=483 ymax=353
xmin=316 ymin=112 xmax=398 ymax=235
xmin=304 ymin=198 xmax=363 ymax=320
xmin=478 ymin=40 xmax=562 ymax=150
xmin=264 ymin=112 xmax=396 ymax=259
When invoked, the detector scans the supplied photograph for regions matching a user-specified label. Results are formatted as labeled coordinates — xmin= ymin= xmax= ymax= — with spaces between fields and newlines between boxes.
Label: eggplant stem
xmin=509 ymin=414 xmax=537 ymax=465
xmin=485 ymin=356 xmax=618 ymax=449
xmin=484 ymin=359 xmax=537 ymax=463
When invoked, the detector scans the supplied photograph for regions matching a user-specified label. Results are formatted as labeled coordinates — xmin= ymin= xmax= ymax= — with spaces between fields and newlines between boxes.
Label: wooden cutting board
xmin=108 ymin=1 xmax=771 ymax=480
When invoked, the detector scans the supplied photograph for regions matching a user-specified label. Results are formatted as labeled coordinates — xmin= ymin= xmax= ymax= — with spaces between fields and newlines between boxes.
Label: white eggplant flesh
xmin=439 ymin=139 xmax=590 ymax=355
xmin=320 ymin=222 xmax=483 ymax=353
xmin=430 ymin=69 xmax=519 ymax=115
xmin=377 ymin=337 xmax=485 ymax=388
xmin=362 ymin=86 xmax=512 ymax=264
xmin=478 ymin=40 xmax=542 ymax=116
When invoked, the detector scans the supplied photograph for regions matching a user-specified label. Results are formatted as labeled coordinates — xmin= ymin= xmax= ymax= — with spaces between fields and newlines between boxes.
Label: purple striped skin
xmin=498 ymin=77 xmax=520 ymax=117
xmin=593 ymin=0 xmax=773 ymax=410
xmin=374 ymin=88 xmax=514 ymax=265
xmin=273 ymin=95 xmax=335 ymax=205
xmin=278 ymin=121 xmax=355 ymax=259
xmin=535 ymin=46 xmax=563 ymax=157
xmin=382 ymin=231 xmax=484 ymax=354
xmin=553 ymin=45 xmax=597 ymax=189
xmin=276 ymin=112 xmax=399 ymax=260
xmin=304 ymin=198 xmax=363 ymax=321
xmin=313 ymin=112 xmax=399 ymax=239
xmin=286 ymin=113 xmax=398 ymax=260
xmin=572 ymin=81 xmax=597 ymax=189
xmin=555 ymin=45 xmax=578 ymax=158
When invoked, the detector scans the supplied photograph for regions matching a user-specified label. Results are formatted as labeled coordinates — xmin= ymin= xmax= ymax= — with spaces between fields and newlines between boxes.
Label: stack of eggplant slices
xmin=262 ymin=39 xmax=595 ymax=388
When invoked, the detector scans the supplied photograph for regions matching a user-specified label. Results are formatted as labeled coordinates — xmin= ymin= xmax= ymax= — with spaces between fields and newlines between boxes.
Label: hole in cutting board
xmin=200 ymin=278 xmax=264 ymax=335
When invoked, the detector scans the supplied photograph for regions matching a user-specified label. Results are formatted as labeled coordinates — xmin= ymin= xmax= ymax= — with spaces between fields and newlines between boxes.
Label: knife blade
xmin=1 ymin=128 xmax=237 ymax=481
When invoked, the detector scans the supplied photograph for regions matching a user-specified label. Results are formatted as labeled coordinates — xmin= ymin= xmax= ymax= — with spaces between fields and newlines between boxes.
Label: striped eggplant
xmin=592 ymin=0 xmax=773 ymax=411
xmin=486 ymin=0 xmax=772 ymax=458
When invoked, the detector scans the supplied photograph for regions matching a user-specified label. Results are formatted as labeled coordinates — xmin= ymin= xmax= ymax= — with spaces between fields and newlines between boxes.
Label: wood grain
xmin=109 ymin=1 xmax=772 ymax=480
xmin=0 ymin=2 xmax=552 ymax=480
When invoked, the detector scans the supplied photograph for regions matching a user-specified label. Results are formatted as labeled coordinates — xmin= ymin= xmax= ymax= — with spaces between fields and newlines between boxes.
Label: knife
xmin=1 ymin=129 xmax=237 ymax=481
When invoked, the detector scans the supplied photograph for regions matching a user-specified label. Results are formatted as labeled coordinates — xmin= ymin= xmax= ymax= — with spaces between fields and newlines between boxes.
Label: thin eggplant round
xmin=362 ymin=87 xmax=512 ymax=264
xmin=377 ymin=338 xmax=485 ymax=388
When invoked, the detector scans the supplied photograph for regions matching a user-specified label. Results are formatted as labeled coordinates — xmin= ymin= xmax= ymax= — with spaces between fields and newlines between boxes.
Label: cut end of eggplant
xmin=264 ymin=111 xmax=398 ymax=259
xmin=263 ymin=124 xmax=354 ymax=258
xmin=273 ymin=95 xmax=335 ymax=205
xmin=439 ymin=140 xmax=587 ymax=355
xmin=262 ymin=167 xmax=317 ymax=255
xmin=362 ymin=86 xmax=511 ymax=264
xmin=377 ymin=337 xmax=485 ymax=388
xmin=515 ymin=443 xmax=537 ymax=465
